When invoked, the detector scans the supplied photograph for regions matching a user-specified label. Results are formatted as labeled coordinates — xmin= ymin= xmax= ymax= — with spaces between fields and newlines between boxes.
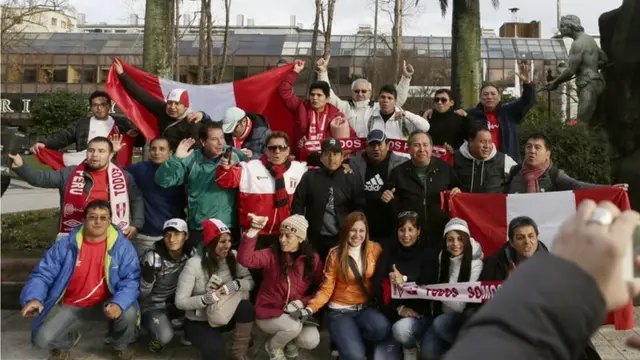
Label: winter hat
xmin=201 ymin=218 xmax=231 ymax=246
xmin=443 ymin=217 xmax=470 ymax=237
xmin=166 ymin=88 xmax=190 ymax=108
xmin=222 ymin=107 xmax=247 ymax=134
xmin=279 ymin=215 xmax=308 ymax=241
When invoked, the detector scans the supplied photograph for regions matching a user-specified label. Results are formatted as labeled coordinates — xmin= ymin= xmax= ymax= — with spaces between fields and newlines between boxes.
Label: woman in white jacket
xmin=421 ymin=218 xmax=483 ymax=359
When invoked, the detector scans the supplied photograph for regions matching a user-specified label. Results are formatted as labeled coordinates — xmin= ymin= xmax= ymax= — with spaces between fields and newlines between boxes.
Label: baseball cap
xmin=163 ymin=218 xmax=188 ymax=233
xmin=367 ymin=129 xmax=387 ymax=144
xmin=222 ymin=107 xmax=246 ymax=134
xmin=166 ymin=89 xmax=190 ymax=108
xmin=321 ymin=138 xmax=342 ymax=153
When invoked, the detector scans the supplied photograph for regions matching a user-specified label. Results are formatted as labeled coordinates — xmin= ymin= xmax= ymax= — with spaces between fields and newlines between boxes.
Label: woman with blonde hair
xmin=289 ymin=211 xmax=390 ymax=360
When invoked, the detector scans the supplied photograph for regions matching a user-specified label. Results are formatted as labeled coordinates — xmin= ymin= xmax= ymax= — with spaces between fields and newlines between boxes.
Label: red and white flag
xmin=105 ymin=59 xmax=296 ymax=142
xmin=445 ymin=187 xmax=634 ymax=330
xmin=35 ymin=147 xmax=135 ymax=171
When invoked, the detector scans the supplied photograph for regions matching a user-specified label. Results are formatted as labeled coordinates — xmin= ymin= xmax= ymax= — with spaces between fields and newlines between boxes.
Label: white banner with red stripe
xmin=392 ymin=281 xmax=502 ymax=303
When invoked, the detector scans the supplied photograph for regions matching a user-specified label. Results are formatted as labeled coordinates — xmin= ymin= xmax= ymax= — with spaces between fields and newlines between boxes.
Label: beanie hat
xmin=443 ymin=217 xmax=470 ymax=237
xmin=279 ymin=215 xmax=308 ymax=241
xmin=166 ymin=88 xmax=190 ymax=108
xmin=202 ymin=218 xmax=231 ymax=246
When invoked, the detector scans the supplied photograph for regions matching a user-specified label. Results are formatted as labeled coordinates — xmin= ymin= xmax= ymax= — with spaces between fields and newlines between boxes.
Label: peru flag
xmin=34 ymin=148 xmax=90 ymax=170
xmin=105 ymin=59 xmax=296 ymax=141
xmin=445 ymin=187 xmax=633 ymax=330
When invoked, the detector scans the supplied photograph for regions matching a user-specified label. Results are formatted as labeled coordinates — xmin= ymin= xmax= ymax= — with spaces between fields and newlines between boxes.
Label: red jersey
xmin=485 ymin=112 xmax=500 ymax=151
xmin=63 ymin=238 xmax=111 ymax=307
xmin=87 ymin=168 xmax=109 ymax=203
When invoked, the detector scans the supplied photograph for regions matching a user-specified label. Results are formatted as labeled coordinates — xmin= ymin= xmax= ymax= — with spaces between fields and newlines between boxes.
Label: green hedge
xmin=517 ymin=96 xmax=611 ymax=184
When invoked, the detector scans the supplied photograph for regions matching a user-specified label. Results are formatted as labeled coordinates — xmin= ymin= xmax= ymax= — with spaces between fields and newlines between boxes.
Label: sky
xmin=70 ymin=0 xmax=622 ymax=38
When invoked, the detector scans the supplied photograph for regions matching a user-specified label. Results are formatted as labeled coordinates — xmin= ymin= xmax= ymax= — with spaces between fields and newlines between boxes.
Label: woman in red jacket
xmin=237 ymin=213 xmax=323 ymax=360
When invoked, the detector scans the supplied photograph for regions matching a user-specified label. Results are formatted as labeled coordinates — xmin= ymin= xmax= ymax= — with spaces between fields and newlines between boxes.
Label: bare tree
xmin=217 ymin=0 xmax=232 ymax=84
xmin=197 ymin=0 xmax=206 ymax=84
xmin=174 ymin=0 xmax=181 ymax=81
xmin=372 ymin=0 xmax=379 ymax=90
xmin=392 ymin=0 xmax=403 ymax=80
xmin=378 ymin=0 xmax=423 ymax=80
xmin=322 ymin=0 xmax=336 ymax=58
xmin=1 ymin=0 xmax=73 ymax=51
xmin=205 ymin=0 xmax=214 ymax=84
xmin=308 ymin=0 xmax=323 ymax=87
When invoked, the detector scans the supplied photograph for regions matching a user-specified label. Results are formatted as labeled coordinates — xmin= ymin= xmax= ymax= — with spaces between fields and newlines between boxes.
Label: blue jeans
xmin=421 ymin=312 xmax=463 ymax=359
xmin=327 ymin=307 xmax=390 ymax=360
xmin=374 ymin=317 xmax=431 ymax=360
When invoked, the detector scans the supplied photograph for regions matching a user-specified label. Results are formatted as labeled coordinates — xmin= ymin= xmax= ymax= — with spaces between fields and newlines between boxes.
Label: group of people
xmin=13 ymin=56 xmax=629 ymax=360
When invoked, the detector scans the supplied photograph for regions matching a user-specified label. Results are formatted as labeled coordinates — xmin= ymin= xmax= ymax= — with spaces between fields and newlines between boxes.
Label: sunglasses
xmin=267 ymin=145 xmax=289 ymax=152
xmin=398 ymin=211 xmax=419 ymax=219
xmin=353 ymin=89 xmax=368 ymax=94
xmin=433 ymin=97 xmax=450 ymax=104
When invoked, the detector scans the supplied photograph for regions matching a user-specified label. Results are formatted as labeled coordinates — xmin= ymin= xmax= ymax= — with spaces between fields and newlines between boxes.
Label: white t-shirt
xmin=88 ymin=116 xmax=115 ymax=142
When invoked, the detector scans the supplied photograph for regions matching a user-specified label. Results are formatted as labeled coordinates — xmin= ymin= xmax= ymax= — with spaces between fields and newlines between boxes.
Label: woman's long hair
xmin=438 ymin=230 xmax=473 ymax=284
xmin=336 ymin=212 xmax=370 ymax=281
xmin=272 ymin=239 xmax=316 ymax=281
xmin=201 ymin=234 xmax=237 ymax=279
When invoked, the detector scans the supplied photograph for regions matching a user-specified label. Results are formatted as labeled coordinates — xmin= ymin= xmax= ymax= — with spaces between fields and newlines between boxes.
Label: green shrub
xmin=1 ymin=209 xmax=59 ymax=256
xmin=29 ymin=89 xmax=88 ymax=136
xmin=518 ymin=96 xmax=611 ymax=184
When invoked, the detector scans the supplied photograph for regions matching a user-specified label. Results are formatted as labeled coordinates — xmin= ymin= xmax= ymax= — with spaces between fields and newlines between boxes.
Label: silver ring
xmin=588 ymin=207 xmax=614 ymax=226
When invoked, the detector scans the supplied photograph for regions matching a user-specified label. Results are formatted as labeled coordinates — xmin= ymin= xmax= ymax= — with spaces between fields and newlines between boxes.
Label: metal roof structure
xmin=6 ymin=32 xmax=568 ymax=60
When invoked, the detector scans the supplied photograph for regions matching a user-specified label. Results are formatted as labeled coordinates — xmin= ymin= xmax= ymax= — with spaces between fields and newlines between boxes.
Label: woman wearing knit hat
xmin=175 ymin=218 xmax=255 ymax=360
xmin=421 ymin=217 xmax=484 ymax=359
xmin=237 ymin=214 xmax=324 ymax=360
xmin=371 ymin=210 xmax=440 ymax=360
xmin=289 ymin=212 xmax=389 ymax=360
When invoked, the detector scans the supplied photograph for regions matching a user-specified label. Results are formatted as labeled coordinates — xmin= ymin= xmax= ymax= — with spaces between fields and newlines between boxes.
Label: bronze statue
xmin=547 ymin=15 xmax=607 ymax=124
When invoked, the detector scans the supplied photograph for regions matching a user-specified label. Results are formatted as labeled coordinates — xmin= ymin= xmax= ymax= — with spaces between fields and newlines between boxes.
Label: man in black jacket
xmin=30 ymin=91 xmax=146 ymax=165
xmin=113 ymin=59 xmax=211 ymax=150
xmin=424 ymin=89 xmax=471 ymax=152
xmin=292 ymin=138 xmax=365 ymax=261
xmin=381 ymin=131 xmax=461 ymax=249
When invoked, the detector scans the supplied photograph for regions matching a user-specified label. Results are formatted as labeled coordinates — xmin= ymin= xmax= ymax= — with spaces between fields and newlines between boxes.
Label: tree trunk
xmin=218 ymin=0 xmax=232 ymax=84
xmin=142 ymin=0 xmax=173 ymax=78
xmin=372 ymin=0 xmax=379 ymax=89
xmin=322 ymin=0 xmax=335 ymax=58
xmin=206 ymin=0 xmax=214 ymax=84
xmin=309 ymin=0 xmax=322 ymax=88
xmin=451 ymin=0 xmax=481 ymax=108
xmin=197 ymin=0 xmax=206 ymax=84
xmin=392 ymin=0 xmax=403 ymax=80
xmin=174 ymin=0 xmax=181 ymax=81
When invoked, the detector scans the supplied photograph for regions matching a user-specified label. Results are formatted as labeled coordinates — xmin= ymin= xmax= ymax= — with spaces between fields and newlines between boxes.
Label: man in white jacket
xmin=316 ymin=56 xmax=415 ymax=137
xmin=368 ymin=84 xmax=431 ymax=141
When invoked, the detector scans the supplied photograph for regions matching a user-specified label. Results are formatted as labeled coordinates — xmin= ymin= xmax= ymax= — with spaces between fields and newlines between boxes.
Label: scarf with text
xmin=304 ymin=108 xmax=329 ymax=152
xmin=60 ymin=161 xmax=130 ymax=233
xmin=261 ymin=155 xmax=292 ymax=212
xmin=522 ymin=160 xmax=551 ymax=193
xmin=233 ymin=118 xmax=254 ymax=149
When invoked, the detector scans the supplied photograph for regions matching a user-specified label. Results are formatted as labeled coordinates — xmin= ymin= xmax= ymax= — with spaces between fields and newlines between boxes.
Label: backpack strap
xmin=348 ymin=257 xmax=374 ymax=303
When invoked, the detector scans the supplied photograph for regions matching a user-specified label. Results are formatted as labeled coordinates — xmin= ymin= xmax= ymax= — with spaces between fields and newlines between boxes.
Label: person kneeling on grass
xmin=20 ymin=199 xmax=140 ymax=360
xmin=175 ymin=218 xmax=255 ymax=360
xmin=237 ymin=213 xmax=324 ymax=359
xmin=139 ymin=218 xmax=196 ymax=353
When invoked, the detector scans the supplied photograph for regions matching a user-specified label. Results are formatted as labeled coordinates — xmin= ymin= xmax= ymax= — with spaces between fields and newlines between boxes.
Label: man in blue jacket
xmin=127 ymin=136 xmax=187 ymax=255
xmin=20 ymin=200 xmax=140 ymax=360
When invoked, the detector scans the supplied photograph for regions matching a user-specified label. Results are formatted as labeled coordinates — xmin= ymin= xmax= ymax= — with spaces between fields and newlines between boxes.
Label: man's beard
xmin=86 ymin=162 xmax=106 ymax=171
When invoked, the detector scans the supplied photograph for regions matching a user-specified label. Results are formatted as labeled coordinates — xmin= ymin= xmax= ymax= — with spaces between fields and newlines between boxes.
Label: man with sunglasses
xmin=29 ymin=91 xmax=146 ymax=167
xmin=426 ymin=89 xmax=472 ymax=153
xmin=316 ymin=56 xmax=415 ymax=137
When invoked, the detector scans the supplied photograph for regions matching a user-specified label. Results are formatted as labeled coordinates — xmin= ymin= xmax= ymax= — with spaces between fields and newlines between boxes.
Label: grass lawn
xmin=1 ymin=208 xmax=59 ymax=257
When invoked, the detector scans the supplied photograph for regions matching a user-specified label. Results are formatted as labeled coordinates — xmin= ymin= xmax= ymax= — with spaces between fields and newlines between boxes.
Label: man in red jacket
xmin=278 ymin=60 xmax=355 ymax=163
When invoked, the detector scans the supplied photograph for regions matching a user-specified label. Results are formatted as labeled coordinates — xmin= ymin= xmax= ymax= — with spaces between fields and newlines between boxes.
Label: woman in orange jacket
xmin=289 ymin=211 xmax=390 ymax=360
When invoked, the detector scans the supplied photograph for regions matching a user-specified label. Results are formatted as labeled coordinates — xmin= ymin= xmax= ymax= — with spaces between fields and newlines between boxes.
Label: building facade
xmin=1 ymin=30 xmax=569 ymax=126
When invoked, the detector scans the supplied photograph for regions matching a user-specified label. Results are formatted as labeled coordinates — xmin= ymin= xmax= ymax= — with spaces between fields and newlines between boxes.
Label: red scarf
xmin=232 ymin=119 xmax=253 ymax=149
xmin=521 ymin=160 xmax=551 ymax=193
xmin=304 ymin=107 xmax=329 ymax=152
xmin=261 ymin=155 xmax=292 ymax=226
xmin=60 ymin=161 xmax=130 ymax=233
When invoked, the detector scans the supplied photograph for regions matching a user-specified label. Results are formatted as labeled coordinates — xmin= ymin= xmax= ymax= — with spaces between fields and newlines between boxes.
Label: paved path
xmin=3 ymin=309 xmax=640 ymax=359
xmin=1 ymin=179 xmax=58 ymax=214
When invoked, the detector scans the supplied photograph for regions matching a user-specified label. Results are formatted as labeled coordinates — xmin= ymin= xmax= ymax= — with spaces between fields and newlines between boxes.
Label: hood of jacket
xmin=459 ymin=140 xmax=498 ymax=162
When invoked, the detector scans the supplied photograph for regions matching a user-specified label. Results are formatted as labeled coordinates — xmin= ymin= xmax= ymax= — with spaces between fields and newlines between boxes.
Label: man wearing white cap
xmin=114 ymin=59 xmax=212 ymax=150
xmin=140 ymin=218 xmax=195 ymax=353
xmin=222 ymin=107 xmax=271 ymax=159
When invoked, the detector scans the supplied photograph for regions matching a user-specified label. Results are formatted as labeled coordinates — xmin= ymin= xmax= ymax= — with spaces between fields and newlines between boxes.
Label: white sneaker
xmin=284 ymin=342 xmax=299 ymax=359
xmin=180 ymin=334 xmax=192 ymax=346
xmin=403 ymin=348 xmax=418 ymax=360
xmin=265 ymin=342 xmax=286 ymax=360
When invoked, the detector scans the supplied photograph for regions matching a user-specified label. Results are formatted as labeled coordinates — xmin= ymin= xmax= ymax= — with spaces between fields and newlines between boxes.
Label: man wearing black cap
xmin=350 ymin=129 xmax=408 ymax=242
xmin=292 ymin=138 xmax=366 ymax=260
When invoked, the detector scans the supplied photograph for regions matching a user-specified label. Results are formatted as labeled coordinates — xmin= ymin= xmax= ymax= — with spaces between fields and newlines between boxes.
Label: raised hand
xmin=381 ymin=188 xmax=396 ymax=203
xmin=248 ymin=213 xmax=268 ymax=230
xmin=175 ymin=138 xmax=196 ymax=159
xmin=389 ymin=264 xmax=406 ymax=285
xmin=403 ymin=60 xmax=415 ymax=77
xmin=316 ymin=56 xmax=329 ymax=73
xmin=113 ymin=58 xmax=124 ymax=75
xmin=293 ymin=60 xmax=305 ymax=73
xmin=516 ymin=61 xmax=532 ymax=83
xmin=109 ymin=134 xmax=124 ymax=153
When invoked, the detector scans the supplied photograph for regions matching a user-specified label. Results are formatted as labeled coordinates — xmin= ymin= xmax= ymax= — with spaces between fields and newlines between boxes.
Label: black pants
xmin=248 ymin=234 xmax=280 ymax=302
xmin=183 ymin=299 xmax=254 ymax=360
xmin=188 ymin=227 xmax=241 ymax=250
